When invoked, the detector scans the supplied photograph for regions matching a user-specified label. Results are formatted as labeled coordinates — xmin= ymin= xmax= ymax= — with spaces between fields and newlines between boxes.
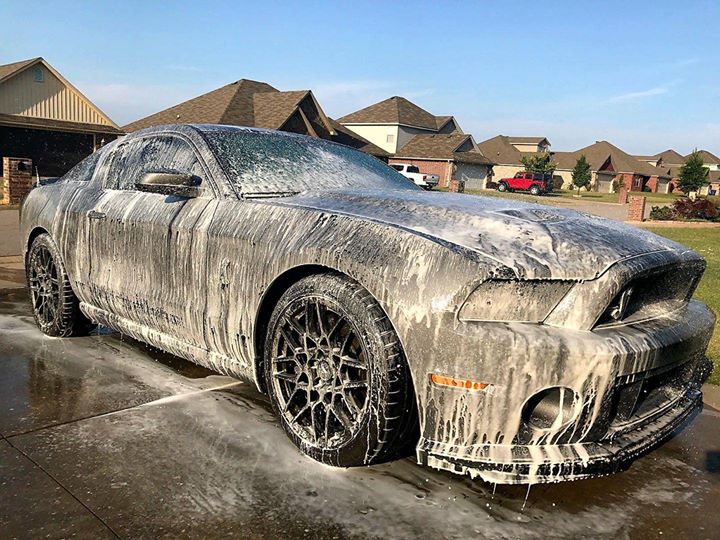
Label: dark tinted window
xmin=391 ymin=164 xmax=403 ymax=171
xmin=61 ymin=151 xmax=101 ymax=182
xmin=406 ymin=165 xmax=420 ymax=173
xmin=104 ymin=136 xmax=204 ymax=190
xmin=202 ymin=127 xmax=419 ymax=195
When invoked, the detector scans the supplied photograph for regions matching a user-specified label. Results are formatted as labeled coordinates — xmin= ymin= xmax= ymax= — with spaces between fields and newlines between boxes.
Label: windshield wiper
xmin=241 ymin=191 xmax=301 ymax=199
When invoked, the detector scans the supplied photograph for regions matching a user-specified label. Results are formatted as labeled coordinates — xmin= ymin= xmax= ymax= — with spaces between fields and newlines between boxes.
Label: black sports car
xmin=20 ymin=124 xmax=715 ymax=484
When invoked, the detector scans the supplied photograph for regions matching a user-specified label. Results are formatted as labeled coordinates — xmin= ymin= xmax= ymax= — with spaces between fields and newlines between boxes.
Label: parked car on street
xmin=391 ymin=163 xmax=439 ymax=190
xmin=20 ymin=125 xmax=714 ymax=484
xmin=498 ymin=171 xmax=553 ymax=195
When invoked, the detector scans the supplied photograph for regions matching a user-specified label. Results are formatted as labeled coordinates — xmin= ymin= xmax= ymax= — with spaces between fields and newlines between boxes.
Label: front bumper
xmin=415 ymin=300 xmax=715 ymax=484
xmin=418 ymin=376 xmax=705 ymax=484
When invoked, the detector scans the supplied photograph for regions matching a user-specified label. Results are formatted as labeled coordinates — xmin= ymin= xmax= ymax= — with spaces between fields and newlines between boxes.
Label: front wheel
xmin=264 ymin=273 xmax=418 ymax=467
xmin=497 ymin=182 xmax=508 ymax=192
xmin=26 ymin=233 xmax=96 ymax=337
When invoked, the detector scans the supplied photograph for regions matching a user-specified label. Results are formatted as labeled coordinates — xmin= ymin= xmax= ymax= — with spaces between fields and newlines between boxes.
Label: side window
xmin=62 ymin=151 xmax=101 ymax=182
xmin=104 ymin=136 xmax=204 ymax=191
xmin=391 ymin=164 xmax=403 ymax=172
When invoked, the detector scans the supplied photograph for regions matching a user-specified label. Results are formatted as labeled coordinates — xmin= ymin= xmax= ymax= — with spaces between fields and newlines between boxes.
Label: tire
xmin=264 ymin=273 xmax=418 ymax=467
xmin=497 ymin=182 xmax=508 ymax=192
xmin=26 ymin=233 xmax=96 ymax=337
xmin=530 ymin=185 xmax=541 ymax=196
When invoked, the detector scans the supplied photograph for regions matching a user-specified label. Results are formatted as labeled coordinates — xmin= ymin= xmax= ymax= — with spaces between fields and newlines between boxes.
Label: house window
xmin=386 ymin=134 xmax=395 ymax=143
xmin=32 ymin=66 xmax=44 ymax=82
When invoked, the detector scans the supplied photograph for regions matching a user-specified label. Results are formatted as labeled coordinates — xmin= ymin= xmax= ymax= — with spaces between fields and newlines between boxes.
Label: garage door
xmin=456 ymin=163 xmax=489 ymax=189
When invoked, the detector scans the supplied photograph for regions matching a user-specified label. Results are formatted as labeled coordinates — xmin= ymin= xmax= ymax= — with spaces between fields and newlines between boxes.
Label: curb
xmin=702 ymin=383 xmax=720 ymax=411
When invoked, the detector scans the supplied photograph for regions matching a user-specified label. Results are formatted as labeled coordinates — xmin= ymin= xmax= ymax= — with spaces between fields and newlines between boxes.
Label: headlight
xmin=458 ymin=280 xmax=572 ymax=323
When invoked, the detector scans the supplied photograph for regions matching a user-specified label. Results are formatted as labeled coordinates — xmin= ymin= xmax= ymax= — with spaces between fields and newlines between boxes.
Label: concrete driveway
xmin=1 ymin=271 xmax=719 ymax=539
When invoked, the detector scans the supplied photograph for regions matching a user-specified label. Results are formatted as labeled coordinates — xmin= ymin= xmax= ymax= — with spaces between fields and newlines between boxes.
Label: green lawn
xmin=645 ymin=226 xmax=720 ymax=384
xmin=440 ymin=187 xmax=683 ymax=206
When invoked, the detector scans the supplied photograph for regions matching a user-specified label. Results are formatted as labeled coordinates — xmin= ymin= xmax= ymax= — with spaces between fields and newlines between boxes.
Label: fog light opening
xmin=522 ymin=387 xmax=578 ymax=431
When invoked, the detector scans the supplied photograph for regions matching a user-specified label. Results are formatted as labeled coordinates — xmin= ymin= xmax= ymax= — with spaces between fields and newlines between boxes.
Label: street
xmin=1 ymin=271 xmax=719 ymax=539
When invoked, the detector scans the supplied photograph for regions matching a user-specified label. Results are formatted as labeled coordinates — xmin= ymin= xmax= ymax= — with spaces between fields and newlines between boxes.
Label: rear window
xmin=202 ymin=127 xmax=419 ymax=195
xmin=406 ymin=166 xmax=420 ymax=173
xmin=391 ymin=164 xmax=404 ymax=171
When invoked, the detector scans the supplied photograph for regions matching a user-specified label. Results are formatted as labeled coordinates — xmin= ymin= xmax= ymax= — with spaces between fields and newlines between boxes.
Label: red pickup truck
xmin=497 ymin=172 xmax=552 ymax=196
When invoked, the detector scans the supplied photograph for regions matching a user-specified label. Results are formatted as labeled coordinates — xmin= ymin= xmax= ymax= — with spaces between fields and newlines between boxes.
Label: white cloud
xmin=605 ymin=86 xmax=668 ymax=103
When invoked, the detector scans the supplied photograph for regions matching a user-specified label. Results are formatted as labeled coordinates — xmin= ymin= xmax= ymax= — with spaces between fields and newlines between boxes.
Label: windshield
xmin=201 ymin=126 xmax=419 ymax=196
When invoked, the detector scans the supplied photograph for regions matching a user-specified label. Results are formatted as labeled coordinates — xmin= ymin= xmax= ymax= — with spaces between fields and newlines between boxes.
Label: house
xmin=389 ymin=133 xmax=494 ymax=189
xmin=476 ymin=135 xmax=552 ymax=183
xmin=553 ymin=141 xmax=670 ymax=193
xmin=693 ymin=150 xmax=720 ymax=172
xmin=634 ymin=149 xmax=685 ymax=169
xmin=124 ymin=79 xmax=388 ymax=158
xmin=337 ymin=96 xmax=461 ymax=154
xmin=0 ymin=57 xmax=122 ymax=177
xmin=636 ymin=149 xmax=720 ymax=193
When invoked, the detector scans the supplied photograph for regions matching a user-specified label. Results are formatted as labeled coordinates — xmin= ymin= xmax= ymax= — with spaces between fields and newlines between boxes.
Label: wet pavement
xmin=1 ymin=279 xmax=719 ymax=539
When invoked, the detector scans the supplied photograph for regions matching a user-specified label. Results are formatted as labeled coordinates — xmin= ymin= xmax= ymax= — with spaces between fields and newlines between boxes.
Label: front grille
xmin=595 ymin=262 xmax=703 ymax=327
xmin=610 ymin=362 xmax=694 ymax=426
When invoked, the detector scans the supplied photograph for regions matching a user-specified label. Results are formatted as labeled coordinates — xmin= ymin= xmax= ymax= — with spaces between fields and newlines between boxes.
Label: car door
xmin=86 ymin=134 xmax=217 ymax=349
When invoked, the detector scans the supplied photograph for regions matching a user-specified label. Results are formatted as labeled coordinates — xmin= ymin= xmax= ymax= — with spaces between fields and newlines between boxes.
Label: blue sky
xmin=2 ymin=0 xmax=718 ymax=155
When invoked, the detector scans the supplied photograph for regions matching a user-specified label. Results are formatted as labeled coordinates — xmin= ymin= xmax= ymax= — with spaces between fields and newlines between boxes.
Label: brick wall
xmin=1 ymin=157 xmax=33 ymax=205
xmin=627 ymin=195 xmax=646 ymax=221
xmin=388 ymin=158 xmax=452 ymax=187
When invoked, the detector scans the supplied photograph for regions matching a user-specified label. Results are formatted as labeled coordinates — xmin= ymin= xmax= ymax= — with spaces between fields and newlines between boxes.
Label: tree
xmin=678 ymin=151 xmax=709 ymax=194
xmin=571 ymin=154 xmax=592 ymax=195
xmin=521 ymin=153 xmax=557 ymax=175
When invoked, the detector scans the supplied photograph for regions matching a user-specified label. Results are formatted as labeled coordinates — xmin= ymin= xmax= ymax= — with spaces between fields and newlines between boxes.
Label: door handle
xmin=88 ymin=210 xmax=106 ymax=221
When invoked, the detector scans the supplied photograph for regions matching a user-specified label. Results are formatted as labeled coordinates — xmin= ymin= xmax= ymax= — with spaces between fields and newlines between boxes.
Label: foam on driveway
xmin=1 ymin=285 xmax=719 ymax=539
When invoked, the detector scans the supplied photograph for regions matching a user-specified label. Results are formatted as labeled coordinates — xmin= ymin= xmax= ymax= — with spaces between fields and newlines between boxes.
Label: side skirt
xmin=79 ymin=302 xmax=256 ymax=387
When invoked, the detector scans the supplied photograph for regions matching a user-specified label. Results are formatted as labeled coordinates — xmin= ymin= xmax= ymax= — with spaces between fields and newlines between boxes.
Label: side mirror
xmin=136 ymin=172 xmax=203 ymax=198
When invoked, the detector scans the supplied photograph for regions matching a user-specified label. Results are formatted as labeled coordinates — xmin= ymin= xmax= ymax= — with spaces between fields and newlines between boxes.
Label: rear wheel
xmin=264 ymin=273 xmax=417 ymax=467
xmin=497 ymin=182 xmax=508 ymax=192
xmin=26 ymin=233 xmax=95 ymax=337
xmin=530 ymin=184 xmax=541 ymax=196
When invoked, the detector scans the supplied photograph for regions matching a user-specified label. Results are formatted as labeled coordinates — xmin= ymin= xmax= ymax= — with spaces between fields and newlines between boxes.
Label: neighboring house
xmin=553 ymin=141 xmax=670 ymax=193
xmin=694 ymin=150 xmax=720 ymax=171
xmin=636 ymin=149 xmax=720 ymax=194
xmin=389 ymin=133 xmax=494 ymax=189
xmin=124 ymin=79 xmax=388 ymax=159
xmin=337 ymin=96 xmax=461 ymax=154
xmin=0 ymin=57 xmax=122 ymax=176
xmin=476 ymin=135 xmax=552 ymax=183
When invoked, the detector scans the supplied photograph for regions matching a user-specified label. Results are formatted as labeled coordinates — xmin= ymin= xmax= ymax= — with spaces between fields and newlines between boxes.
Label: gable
xmin=0 ymin=59 xmax=117 ymax=127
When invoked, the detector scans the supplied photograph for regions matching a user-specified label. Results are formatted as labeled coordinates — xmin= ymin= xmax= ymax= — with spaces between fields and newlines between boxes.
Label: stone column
xmin=1 ymin=157 xmax=34 ymax=205
xmin=627 ymin=195 xmax=646 ymax=221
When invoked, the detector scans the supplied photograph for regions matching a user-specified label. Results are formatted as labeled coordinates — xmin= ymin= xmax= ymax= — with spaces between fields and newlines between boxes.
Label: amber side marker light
xmin=430 ymin=374 xmax=490 ymax=391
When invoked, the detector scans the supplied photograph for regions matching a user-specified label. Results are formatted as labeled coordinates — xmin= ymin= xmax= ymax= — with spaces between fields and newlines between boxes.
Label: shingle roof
xmin=476 ymin=135 xmax=525 ymax=165
xmin=252 ymin=90 xmax=311 ymax=129
xmin=394 ymin=134 xmax=494 ymax=165
xmin=693 ymin=149 xmax=720 ymax=164
xmin=555 ymin=141 xmax=669 ymax=177
xmin=0 ymin=57 xmax=38 ymax=83
xmin=124 ymin=79 xmax=280 ymax=131
xmin=338 ymin=96 xmax=448 ymax=131
xmin=0 ymin=112 xmax=123 ymax=135
xmin=653 ymin=149 xmax=685 ymax=164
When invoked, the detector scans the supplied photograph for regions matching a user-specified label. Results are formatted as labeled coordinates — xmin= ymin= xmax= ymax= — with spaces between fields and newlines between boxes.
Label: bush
xmin=649 ymin=206 xmax=675 ymax=220
xmin=672 ymin=198 xmax=719 ymax=220
xmin=642 ymin=185 xmax=652 ymax=192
